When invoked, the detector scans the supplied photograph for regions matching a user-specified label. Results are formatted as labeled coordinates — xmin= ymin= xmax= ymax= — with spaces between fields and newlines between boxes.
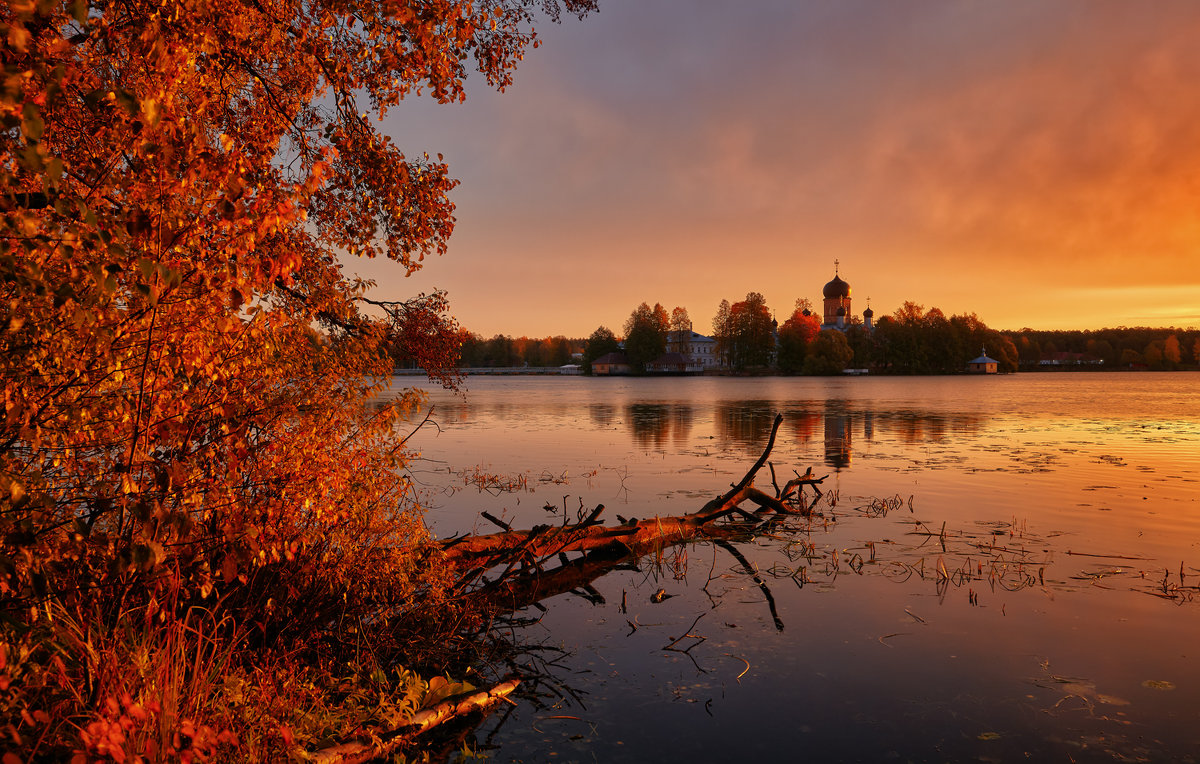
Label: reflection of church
xmin=824 ymin=406 xmax=851 ymax=471
xmin=811 ymin=260 xmax=874 ymax=332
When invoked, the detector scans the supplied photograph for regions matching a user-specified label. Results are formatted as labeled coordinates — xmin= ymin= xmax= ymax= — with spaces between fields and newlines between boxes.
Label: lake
xmin=387 ymin=372 xmax=1200 ymax=762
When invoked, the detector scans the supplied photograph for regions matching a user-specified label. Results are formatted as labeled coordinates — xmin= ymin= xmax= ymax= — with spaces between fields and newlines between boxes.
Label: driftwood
xmin=443 ymin=414 xmax=825 ymax=568
xmin=441 ymin=413 xmax=828 ymax=611
xmin=306 ymin=679 xmax=520 ymax=764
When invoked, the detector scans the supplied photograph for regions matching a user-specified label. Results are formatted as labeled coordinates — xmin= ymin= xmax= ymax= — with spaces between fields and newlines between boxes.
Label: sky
xmin=352 ymin=0 xmax=1200 ymax=338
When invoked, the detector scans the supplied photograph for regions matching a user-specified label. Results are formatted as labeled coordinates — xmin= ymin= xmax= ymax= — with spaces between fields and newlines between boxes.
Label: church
xmin=809 ymin=261 xmax=874 ymax=332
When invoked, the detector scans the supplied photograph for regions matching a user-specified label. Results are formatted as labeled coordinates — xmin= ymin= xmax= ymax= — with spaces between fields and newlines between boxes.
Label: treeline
xmin=436 ymin=307 xmax=1199 ymax=376
xmin=1006 ymin=327 xmax=1200 ymax=370
xmin=580 ymin=295 xmax=1027 ymax=375
xmin=868 ymin=303 xmax=1020 ymax=373
xmin=456 ymin=332 xmax=584 ymax=368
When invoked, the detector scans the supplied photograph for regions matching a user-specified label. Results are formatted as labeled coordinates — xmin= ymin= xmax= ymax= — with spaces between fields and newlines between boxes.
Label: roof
xmin=823 ymin=274 xmax=850 ymax=299
xmin=592 ymin=352 xmax=629 ymax=365
xmin=649 ymin=352 xmax=689 ymax=366
xmin=969 ymin=354 xmax=998 ymax=364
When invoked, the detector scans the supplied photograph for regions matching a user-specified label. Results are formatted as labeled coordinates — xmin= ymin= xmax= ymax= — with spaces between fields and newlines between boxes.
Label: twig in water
xmin=1066 ymin=550 xmax=1152 ymax=561
xmin=663 ymin=612 xmax=707 ymax=652
xmin=723 ymin=653 xmax=751 ymax=681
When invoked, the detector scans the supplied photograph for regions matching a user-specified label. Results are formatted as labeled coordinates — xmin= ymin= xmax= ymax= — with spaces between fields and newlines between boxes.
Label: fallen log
xmin=468 ymin=522 xmax=765 ymax=612
xmin=305 ymin=679 xmax=520 ymax=764
xmin=440 ymin=413 xmax=828 ymax=575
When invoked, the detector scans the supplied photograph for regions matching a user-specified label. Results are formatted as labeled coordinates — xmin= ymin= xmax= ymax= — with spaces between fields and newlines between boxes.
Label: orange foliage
xmin=780 ymin=308 xmax=821 ymax=345
xmin=1 ymin=0 xmax=594 ymax=757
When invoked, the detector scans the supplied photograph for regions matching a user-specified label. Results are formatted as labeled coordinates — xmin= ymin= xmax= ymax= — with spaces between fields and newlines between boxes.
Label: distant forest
xmin=422 ymin=304 xmax=1199 ymax=374
xmin=456 ymin=333 xmax=584 ymax=368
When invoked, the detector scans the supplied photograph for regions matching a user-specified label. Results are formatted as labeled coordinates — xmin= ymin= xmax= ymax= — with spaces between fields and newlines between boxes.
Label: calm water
xmin=389 ymin=373 xmax=1200 ymax=763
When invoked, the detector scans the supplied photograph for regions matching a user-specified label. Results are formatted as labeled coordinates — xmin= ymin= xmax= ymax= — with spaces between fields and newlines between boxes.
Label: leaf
xmin=7 ymin=24 xmax=29 ymax=54
xmin=20 ymin=101 xmax=42 ymax=140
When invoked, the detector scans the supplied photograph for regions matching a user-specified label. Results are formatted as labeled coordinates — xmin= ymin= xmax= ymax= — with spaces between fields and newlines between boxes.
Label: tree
xmin=844 ymin=323 xmax=874 ymax=369
xmin=583 ymin=325 xmax=620 ymax=374
xmin=1086 ymin=338 xmax=1116 ymax=366
xmin=1144 ymin=340 xmax=1166 ymax=370
xmin=486 ymin=334 xmax=520 ymax=366
xmin=876 ymin=302 xmax=927 ymax=373
xmin=723 ymin=292 xmax=774 ymax=370
xmin=804 ymin=329 xmax=854 ymax=375
xmin=712 ymin=299 xmax=733 ymax=368
xmin=669 ymin=306 xmax=692 ymax=358
xmin=0 ymin=0 xmax=595 ymax=757
xmin=545 ymin=335 xmax=573 ymax=367
xmin=624 ymin=302 xmax=669 ymax=372
xmin=1164 ymin=334 xmax=1182 ymax=366
xmin=777 ymin=308 xmax=820 ymax=373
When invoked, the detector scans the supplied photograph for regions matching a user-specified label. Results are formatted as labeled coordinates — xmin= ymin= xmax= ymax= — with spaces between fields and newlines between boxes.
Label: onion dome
xmin=836 ymin=306 xmax=846 ymax=317
xmin=823 ymin=274 xmax=850 ymax=299
xmin=863 ymin=306 xmax=874 ymax=319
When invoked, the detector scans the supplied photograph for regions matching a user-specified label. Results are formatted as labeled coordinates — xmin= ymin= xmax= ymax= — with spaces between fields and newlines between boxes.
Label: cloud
xmin=359 ymin=0 xmax=1200 ymax=336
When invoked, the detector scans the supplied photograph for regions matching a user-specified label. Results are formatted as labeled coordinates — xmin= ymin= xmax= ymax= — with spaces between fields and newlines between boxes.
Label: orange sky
xmin=353 ymin=0 xmax=1200 ymax=338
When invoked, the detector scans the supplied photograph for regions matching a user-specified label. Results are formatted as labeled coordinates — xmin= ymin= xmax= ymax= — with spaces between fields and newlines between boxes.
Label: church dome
xmin=823 ymin=274 xmax=850 ymax=299
xmin=836 ymin=306 xmax=846 ymax=317
xmin=862 ymin=306 xmax=874 ymax=318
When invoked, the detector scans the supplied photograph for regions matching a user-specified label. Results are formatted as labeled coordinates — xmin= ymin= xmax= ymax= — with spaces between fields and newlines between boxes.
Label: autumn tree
xmin=623 ymin=301 xmax=669 ymax=372
xmin=0 ymin=0 xmax=595 ymax=758
xmin=776 ymin=306 xmax=820 ymax=373
xmin=1163 ymin=334 xmax=1182 ymax=367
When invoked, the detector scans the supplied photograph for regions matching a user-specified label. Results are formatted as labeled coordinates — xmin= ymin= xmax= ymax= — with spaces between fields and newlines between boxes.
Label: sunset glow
xmin=354 ymin=1 xmax=1200 ymax=337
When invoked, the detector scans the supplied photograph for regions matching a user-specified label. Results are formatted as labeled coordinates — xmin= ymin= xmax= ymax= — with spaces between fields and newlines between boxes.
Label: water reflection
xmin=588 ymin=402 xmax=617 ymax=428
xmin=823 ymin=402 xmax=852 ymax=471
xmin=786 ymin=409 xmax=820 ymax=446
xmin=626 ymin=403 xmax=694 ymax=449
xmin=701 ymin=399 xmax=985 ymax=473
xmin=401 ymin=375 xmax=1200 ymax=764
xmin=868 ymin=409 xmax=984 ymax=445
xmin=713 ymin=400 xmax=781 ymax=454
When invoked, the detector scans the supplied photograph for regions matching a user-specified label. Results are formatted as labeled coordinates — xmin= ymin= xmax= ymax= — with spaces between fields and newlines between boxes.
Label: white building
xmin=685 ymin=331 xmax=718 ymax=371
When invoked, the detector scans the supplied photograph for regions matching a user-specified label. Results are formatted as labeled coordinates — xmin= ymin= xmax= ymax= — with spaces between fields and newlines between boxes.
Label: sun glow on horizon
xmin=352 ymin=1 xmax=1200 ymax=339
